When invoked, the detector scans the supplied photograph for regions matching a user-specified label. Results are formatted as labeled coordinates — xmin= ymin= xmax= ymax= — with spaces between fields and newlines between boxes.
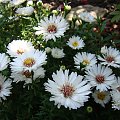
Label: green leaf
xmin=116 ymin=4 xmax=120 ymax=9
xmin=111 ymin=14 xmax=120 ymax=22
xmin=100 ymin=20 xmax=107 ymax=33
xmin=110 ymin=11 xmax=120 ymax=15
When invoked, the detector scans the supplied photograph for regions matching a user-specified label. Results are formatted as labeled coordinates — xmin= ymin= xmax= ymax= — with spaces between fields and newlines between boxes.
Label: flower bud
xmin=64 ymin=5 xmax=71 ymax=11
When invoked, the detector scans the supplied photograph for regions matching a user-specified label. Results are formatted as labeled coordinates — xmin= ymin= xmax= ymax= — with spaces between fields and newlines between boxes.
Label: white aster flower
xmin=79 ymin=11 xmax=96 ymax=23
xmin=67 ymin=36 xmax=85 ymax=49
xmin=92 ymin=90 xmax=110 ymax=107
xmin=33 ymin=15 xmax=69 ymax=41
xmin=74 ymin=52 xmax=97 ymax=69
xmin=0 ymin=0 xmax=10 ymax=3
xmin=44 ymin=69 xmax=91 ymax=109
xmin=98 ymin=46 xmax=120 ymax=68
xmin=10 ymin=0 xmax=26 ymax=6
xmin=11 ymin=67 xmax=45 ymax=84
xmin=111 ymin=77 xmax=120 ymax=91
xmin=10 ymin=49 xmax=47 ymax=72
xmin=0 ymin=74 xmax=12 ymax=101
xmin=0 ymin=53 xmax=10 ymax=71
xmin=15 ymin=6 xmax=34 ymax=16
xmin=85 ymin=64 xmax=115 ymax=91
xmin=7 ymin=40 xmax=35 ymax=57
xmin=111 ymin=90 xmax=120 ymax=110
xmin=51 ymin=47 xmax=65 ymax=58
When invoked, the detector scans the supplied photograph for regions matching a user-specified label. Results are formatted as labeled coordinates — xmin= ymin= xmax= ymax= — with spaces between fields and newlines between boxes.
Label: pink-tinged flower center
xmin=60 ymin=84 xmax=74 ymax=98
xmin=95 ymin=75 xmax=105 ymax=84
xmin=106 ymin=56 xmax=114 ymax=63
xmin=47 ymin=24 xmax=57 ymax=33
xmin=22 ymin=70 xmax=32 ymax=78
xmin=23 ymin=58 xmax=35 ymax=67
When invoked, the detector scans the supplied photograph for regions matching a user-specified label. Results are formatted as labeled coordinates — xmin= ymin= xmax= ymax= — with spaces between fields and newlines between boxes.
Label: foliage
xmin=110 ymin=4 xmax=120 ymax=22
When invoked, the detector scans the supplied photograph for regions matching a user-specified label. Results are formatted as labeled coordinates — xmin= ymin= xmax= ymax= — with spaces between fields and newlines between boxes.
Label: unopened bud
xmin=52 ymin=10 xmax=58 ymax=15
xmin=64 ymin=5 xmax=71 ymax=11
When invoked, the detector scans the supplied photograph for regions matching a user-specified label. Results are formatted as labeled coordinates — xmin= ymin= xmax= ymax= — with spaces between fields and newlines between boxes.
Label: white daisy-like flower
xmin=74 ymin=52 xmax=97 ymax=69
xmin=10 ymin=49 xmax=47 ymax=72
xmin=15 ymin=6 xmax=34 ymax=16
xmin=111 ymin=90 xmax=120 ymax=110
xmin=111 ymin=77 xmax=120 ymax=91
xmin=44 ymin=69 xmax=91 ymax=109
xmin=10 ymin=0 xmax=26 ymax=6
xmin=7 ymin=40 xmax=35 ymax=57
xmin=98 ymin=46 xmax=120 ymax=68
xmin=0 ymin=0 xmax=10 ymax=3
xmin=11 ymin=67 xmax=45 ymax=84
xmin=67 ymin=36 xmax=85 ymax=49
xmin=51 ymin=47 xmax=65 ymax=59
xmin=79 ymin=11 xmax=96 ymax=23
xmin=33 ymin=15 xmax=69 ymax=41
xmin=84 ymin=64 xmax=115 ymax=91
xmin=0 ymin=53 xmax=10 ymax=71
xmin=92 ymin=90 xmax=111 ymax=107
xmin=0 ymin=74 xmax=12 ymax=101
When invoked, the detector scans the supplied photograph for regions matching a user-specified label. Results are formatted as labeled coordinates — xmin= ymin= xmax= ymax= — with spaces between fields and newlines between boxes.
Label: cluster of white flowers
xmin=1 ymin=0 xmax=35 ymax=16
xmin=0 ymin=1 xmax=120 ymax=111
xmin=0 ymin=39 xmax=47 ymax=101
xmin=35 ymin=14 xmax=120 ymax=109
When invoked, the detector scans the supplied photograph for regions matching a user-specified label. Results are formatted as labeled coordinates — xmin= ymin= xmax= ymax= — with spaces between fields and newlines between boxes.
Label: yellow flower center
xmin=82 ymin=59 xmax=90 ymax=65
xmin=23 ymin=58 xmax=35 ymax=67
xmin=17 ymin=49 xmax=25 ymax=54
xmin=72 ymin=41 xmax=79 ymax=47
xmin=60 ymin=84 xmax=75 ymax=98
xmin=47 ymin=24 xmax=57 ymax=33
xmin=97 ymin=92 xmax=106 ymax=100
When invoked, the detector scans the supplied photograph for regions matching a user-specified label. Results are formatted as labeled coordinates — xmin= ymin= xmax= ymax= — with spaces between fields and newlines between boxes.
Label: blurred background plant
xmin=110 ymin=4 xmax=120 ymax=22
